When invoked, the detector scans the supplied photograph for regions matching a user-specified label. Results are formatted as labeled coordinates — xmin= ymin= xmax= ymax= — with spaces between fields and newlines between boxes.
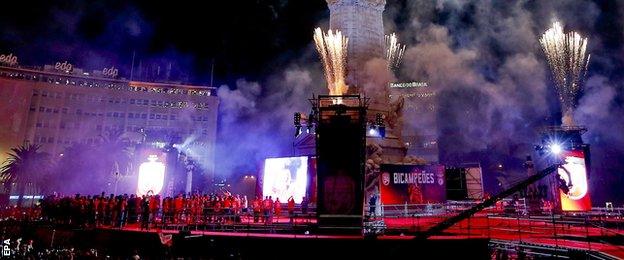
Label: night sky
xmin=2 ymin=0 xmax=624 ymax=203
xmin=2 ymin=1 xmax=623 ymax=84
xmin=0 ymin=0 xmax=328 ymax=84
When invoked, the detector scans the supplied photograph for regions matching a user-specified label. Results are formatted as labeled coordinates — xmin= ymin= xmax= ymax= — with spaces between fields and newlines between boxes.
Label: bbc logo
xmin=3 ymin=239 xmax=10 ymax=256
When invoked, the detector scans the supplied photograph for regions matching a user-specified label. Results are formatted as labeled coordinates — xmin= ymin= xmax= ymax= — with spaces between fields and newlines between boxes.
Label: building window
xmin=46 ymin=108 xmax=52 ymax=113
xmin=113 ymin=112 xmax=118 ymax=118
xmin=42 ymin=91 xmax=48 ymax=97
xmin=155 ymin=114 xmax=161 ymax=119
xmin=170 ymin=115 xmax=176 ymax=120
xmin=53 ymin=108 xmax=59 ymax=113
xmin=29 ymin=106 xmax=36 ymax=112
xmin=62 ymin=108 xmax=68 ymax=114
xmin=76 ymin=109 xmax=82 ymax=115
xmin=129 ymin=113 xmax=134 ymax=119
xmin=39 ymin=106 xmax=45 ymax=112
xmin=162 ymin=115 xmax=168 ymax=120
xmin=47 ymin=137 xmax=54 ymax=143
xmin=149 ymin=114 xmax=155 ymax=119
xmin=130 ymin=99 xmax=135 ymax=104
xmin=32 ymin=90 xmax=39 ymax=96
xmin=60 ymin=122 xmax=66 ymax=129
xmin=96 ymin=125 xmax=102 ymax=130
xmin=106 ymin=112 xmax=112 ymax=117
xmin=141 ymin=113 xmax=147 ymax=119
xmin=36 ymin=121 xmax=42 ymax=128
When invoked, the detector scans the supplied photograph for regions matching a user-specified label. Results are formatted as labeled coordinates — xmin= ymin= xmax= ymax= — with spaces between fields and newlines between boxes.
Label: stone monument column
xmin=326 ymin=0 xmax=386 ymax=94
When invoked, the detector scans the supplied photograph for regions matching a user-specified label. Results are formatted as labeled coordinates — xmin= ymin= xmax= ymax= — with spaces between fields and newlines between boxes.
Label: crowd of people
xmin=32 ymin=192 xmax=311 ymax=229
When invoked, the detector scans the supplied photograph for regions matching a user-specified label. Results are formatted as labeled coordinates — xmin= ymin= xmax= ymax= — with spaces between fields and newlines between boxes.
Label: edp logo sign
xmin=55 ymin=61 xmax=73 ymax=72
xmin=0 ymin=53 xmax=18 ymax=66
xmin=102 ymin=66 xmax=119 ymax=78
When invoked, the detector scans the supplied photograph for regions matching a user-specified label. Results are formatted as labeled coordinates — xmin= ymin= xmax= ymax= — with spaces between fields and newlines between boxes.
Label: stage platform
xmin=29 ymin=226 xmax=489 ymax=259
xmin=3 ymin=212 xmax=623 ymax=258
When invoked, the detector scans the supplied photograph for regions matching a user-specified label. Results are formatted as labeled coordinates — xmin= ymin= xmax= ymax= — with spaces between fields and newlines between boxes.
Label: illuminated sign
xmin=54 ymin=61 xmax=73 ymax=73
xmin=137 ymin=155 xmax=166 ymax=196
xmin=390 ymin=82 xmax=428 ymax=88
xmin=0 ymin=53 xmax=18 ymax=66
xmin=559 ymin=150 xmax=591 ymax=211
xmin=379 ymin=164 xmax=446 ymax=204
xmin=102 ymin=66 xmax=119 ymax=78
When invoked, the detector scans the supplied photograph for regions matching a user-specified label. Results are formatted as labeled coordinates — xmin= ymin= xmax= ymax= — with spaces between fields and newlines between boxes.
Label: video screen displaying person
xmin=263 ymin=157 xmax=308 ymax=203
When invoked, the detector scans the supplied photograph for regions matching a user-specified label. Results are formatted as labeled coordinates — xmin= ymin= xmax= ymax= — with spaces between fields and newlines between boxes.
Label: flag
xmin=158 ymin=233 xmax=173 ymax=247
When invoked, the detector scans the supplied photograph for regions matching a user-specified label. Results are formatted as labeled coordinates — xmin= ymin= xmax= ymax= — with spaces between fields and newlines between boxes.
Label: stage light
xmin=375 ymin=113 xmax=384 ymax=126
xmin=294 ymin=112 xmax=301 ymax=126
xmin=550 ymin=143 xmax=562 ymax=155
xmin=368 ymin=128 xmax=379 ymax=136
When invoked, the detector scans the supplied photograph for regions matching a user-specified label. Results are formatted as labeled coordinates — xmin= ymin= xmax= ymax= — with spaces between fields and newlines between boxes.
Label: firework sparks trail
xmin=385 ymin=33 xmax=406 ymax=70
xmin=314 ymin=27 xmax=349 ymax=96
xmin=539 ymin=22 xmax=590 ymax=126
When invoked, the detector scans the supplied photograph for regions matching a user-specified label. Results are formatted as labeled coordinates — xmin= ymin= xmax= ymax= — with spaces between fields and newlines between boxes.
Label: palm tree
xmin=54 ymin=143 xmax=98 ymax=194
xmin=0 ymin=144 xmax=50 ymax=207
xmin=98 ymin=129 xmax=134 ymax=178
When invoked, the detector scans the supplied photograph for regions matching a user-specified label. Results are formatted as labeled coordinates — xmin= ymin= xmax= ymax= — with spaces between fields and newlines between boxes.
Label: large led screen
xmin=558 ymin=150 xmax=591 ymax=211
xmin=262 ymin=156 xmax=308 ymax=203
xmin=137 ymin=155 xmax=166 ymax=196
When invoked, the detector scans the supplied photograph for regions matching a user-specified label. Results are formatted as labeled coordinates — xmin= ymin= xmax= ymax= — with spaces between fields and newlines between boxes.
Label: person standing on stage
xmin=262 ymin=196 xmax=270 ymax=224
xmin=368 ymin=194 xmax=377 ymax=219
xmin=287 ymin=196 xmax=295 ymax=224
xmin=94 ymin=195 xmax=101 ymax=227
xmin=301 ymin=196 xmax=308 ymax=215
xmin=119 ymin=195 xmax=128 ymax=228
xmin=274 ymin=198 xmax=282 ymax=222
xmin=140 ymin=196 xmax=150 ymax=230
xmin=252 ymin=196 xmax=261 ymax=223
xmin=242 ymin=195 xmax=249 ymax=216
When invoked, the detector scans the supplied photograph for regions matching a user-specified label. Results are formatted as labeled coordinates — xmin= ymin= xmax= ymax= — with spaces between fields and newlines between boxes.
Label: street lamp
xmin=185 ymin=161 xmax=195 ymax=194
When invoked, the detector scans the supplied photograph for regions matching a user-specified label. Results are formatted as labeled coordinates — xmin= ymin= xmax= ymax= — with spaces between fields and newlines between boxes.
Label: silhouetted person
xmin=368 ymin=194 xmax=377 ymax=219
xmin=140 ymin=196 xmax=150 ymax=230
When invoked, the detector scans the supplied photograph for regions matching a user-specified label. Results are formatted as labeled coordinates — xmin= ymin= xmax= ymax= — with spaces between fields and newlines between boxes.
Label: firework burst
xmin=539 ymin=22 xmax=590 ymax=126
xmin=385 ymin=33 xmax=406 ymax=70
xmin=313 ymin=27 xmax=349 ymax=96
